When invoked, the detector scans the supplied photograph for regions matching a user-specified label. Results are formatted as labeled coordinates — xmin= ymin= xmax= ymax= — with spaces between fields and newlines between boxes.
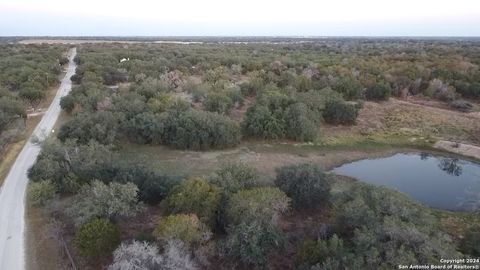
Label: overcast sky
xmin=1 ymin=0 xmax=479 ymax=36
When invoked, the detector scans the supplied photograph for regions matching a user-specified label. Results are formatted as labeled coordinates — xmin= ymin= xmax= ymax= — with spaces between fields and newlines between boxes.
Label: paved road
xmin=0 ymin=48 xmax=77 ymax=270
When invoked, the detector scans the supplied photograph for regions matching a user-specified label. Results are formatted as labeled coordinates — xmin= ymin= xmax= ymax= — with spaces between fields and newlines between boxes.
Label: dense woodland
xmin=23 ymin=39 xmax=480 ymax=269
xmin=0 ymin=44 xmax=67 ymax=152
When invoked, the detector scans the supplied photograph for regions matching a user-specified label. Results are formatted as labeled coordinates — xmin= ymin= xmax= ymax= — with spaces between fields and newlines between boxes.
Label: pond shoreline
xmin=333 ymin=152 xmax=480 ymax=212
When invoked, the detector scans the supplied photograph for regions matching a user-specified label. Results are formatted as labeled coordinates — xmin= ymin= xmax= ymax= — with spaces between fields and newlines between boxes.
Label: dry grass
xmin=321 ymin=98 xmax=480 ymax=146
xmin=25 ymin=205 xmax=69 ymax=270
xmin=119 ymin=142 xmax=414 ymax=180
xmin=0 ymin=139 xmax=26 ymax=184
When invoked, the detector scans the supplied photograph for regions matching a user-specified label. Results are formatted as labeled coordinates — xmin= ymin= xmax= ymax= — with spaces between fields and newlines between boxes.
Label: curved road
xmin=0 ymin=48 xmax=77 ymax=270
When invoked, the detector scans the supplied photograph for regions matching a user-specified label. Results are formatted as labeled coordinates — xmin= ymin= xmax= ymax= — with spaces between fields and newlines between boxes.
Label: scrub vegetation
xmin=0 ymin=44 xmax=67 ymax=157
xmin=24 ymin=38 xmax=480 ymax=269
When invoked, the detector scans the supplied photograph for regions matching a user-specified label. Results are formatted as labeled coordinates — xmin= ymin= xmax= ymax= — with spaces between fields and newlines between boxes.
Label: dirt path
xmin=0 ymin=48 xmax=77 ymax=270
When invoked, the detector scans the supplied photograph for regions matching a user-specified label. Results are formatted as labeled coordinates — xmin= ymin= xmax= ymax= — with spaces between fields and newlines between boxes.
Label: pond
xmin=333 ymin=153 xmax=480 ymax=211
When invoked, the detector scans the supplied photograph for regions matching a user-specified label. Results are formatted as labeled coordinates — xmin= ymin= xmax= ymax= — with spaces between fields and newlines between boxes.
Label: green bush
xmin=242 ymin=104 xmax=285 ymax=139
xmin=226 ymin=187 xmax=290 ymax=227
xmin=19 ymin=88 xmax=45 ymax=102
xmin=60 ymin=95 xmax=76 ymax=113
xmin=114 ymin=165 xmax=177 ymax=204
xmin=27 ymin=180 xmax=56 ymax=206
xmin=121 ymin=112 xmax=163 ymax=144
xmin=223 ymin=221 xmax=285 ymax=267
xmin=203 ymin=92 xmax=233 ymax=114
xmin=74 ymin=218 xmax=120 ymax=258
xmin=153 ymin=214 xmax=209 ymax=246
xmin=456 ymin=82 xmax=480 ymax=98
xmin=322 ymin=99 xmax=358 ymax=125
xmin=327 ymin=182 xmax=461 ymax=269
xmin=164 ymin=178 xmax=222 ymax=227
xmin=210 ymin=162 xmax=260 ymax=194
xmin=67 ymin=180 xmax=143 ymax=226
xmin=333 ymin=77 xmax=363 ymax=100
xmin=365 ymin=83 xmax=391 ymax=101
xmin=160 ymin=109 xmax=241 ymax=150
xmin=285 ymin=103 xmax=318 ymax=142
xmin=57 ymin=111 xmax=120 ymax=145
xmin=295 ymin=235 xmax=353 ymax=269
xmin=275 ymin=163 xmax=331 ymax=209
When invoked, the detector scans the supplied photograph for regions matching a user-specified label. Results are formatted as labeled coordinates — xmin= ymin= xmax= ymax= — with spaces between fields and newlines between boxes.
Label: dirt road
xmin=0 ymin=48 xmax=77 ymax=270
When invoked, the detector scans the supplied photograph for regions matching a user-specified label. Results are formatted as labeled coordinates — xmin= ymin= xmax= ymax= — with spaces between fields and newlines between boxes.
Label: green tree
xmin=60 ymin=95 xmax=76 ymax=113
xmin=160 ymin=109 xmax=241 ymax=150
xmin=57 ymin=111 xmax=120 ymax=145
xmin=68 ymin=180 xmax=143 ymax=226
xmin=333 ymin=77 xmax=363 ymax=100
xmin=153 ymin=214 xmax=210 ymax=246
xmin=210 ymin=162 xmax=260 ymax=194
xmin=242 ymin=104 xmax=285 ymax=139
xmin=275 ymin=163 xmax=331 ymax=209
xmin=285 ymin=103 xmax=318 ymax=142
xmin=226 ymin=187 xmax=290 ymax=227
xmin=223 ymin=221 xmax=285 ymax=267
xmin=365 ymin=82 xmax=391 ymax=101
xmin=74 ymin=218 xmax=120 ymax=258
xmin=27 ymin=180 xmax=56 ymax=206
xmin=203 ymin=92 xmax=233 ymax=115
xmin=164 ymin=178 xmax=222 ymax=227
xmin=322 ymin=99 xmax=358 ymax=125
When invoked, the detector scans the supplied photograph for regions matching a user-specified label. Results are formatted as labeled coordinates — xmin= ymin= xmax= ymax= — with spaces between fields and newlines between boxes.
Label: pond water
xmin=333 ymin=153 xmax=480 ymax=211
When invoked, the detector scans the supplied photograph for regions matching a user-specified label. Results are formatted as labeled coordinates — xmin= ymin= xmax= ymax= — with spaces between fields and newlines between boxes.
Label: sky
xmin=0 ymin=0 xmax=479 ymax=36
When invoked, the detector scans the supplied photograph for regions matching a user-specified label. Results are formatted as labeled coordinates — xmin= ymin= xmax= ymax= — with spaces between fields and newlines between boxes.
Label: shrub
xmin=121 ymin=112 xmax=163 ymax=144
xmin=239 ymin=77 xmax=265 ymax=96
xmin=160 ymin=109 xmax=241 ymax=150
xmin=60 ymin=95 xmax=76 ymax=113
xmin=19 ymin=88 xmax=46 ymax=102
xmin=210 ymin=162 xmax=260 ymax=194
xmin=284 ymin=102 xmax=318 ymax=142
xmin=164 ymin=178 xmax=222 ymax=227
xmin=114 ymin=165 xmax=177 ymax=204
xmin=153 ymin=214 xmax=210 ymax=246
xmin=295 ymin=235 xmax=352 ymax=269
xmin=70 ymin=73 xmax=82 ymax=84
xmin=326 ymin=182 xmax=461 ymax=269
xmin=108 ymin=241 xmax=197 ymax=270
xmin=461 ymin=226 xmax=480 ymax=256
xmin=333 ymin=77 xmax=363 ymax=100
xmin=322 ymin=100 xmax=358 ymax=125
xmin=134 ymin=77 xmax=172 ymax=99
xmin=275 ymin=163 xmax=331 ymax=209
xmin=27 ymin=180 xmax=56 ymax=206
xmin=457 ymin=82 xmax=480 ymax=98
xmin=203 ymin=92 xmax=233 ymax=114
xmin=67 ymin=180 xmax=143 ymax=226
xmin=365 ymin=83 xmax=391 ymax=101
xmin=242 ymin=104 xmax=285 ymax=139
xmin=160 ymin=240 xmax=198 ymax=270
xmin=27 ymin=140 xmax=115 ymax=192
xmin=226 ymin=187 xmax=290 ymax=226
xmin=57 ymin=111 xmax=120 ymax=145
xmin=74 ymin=218 xmax=120 ymax=258
xmin=109 ymin=241 xmax=163 ymax=270
xmin=223 ymin=221 xmax=285 ymax=267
